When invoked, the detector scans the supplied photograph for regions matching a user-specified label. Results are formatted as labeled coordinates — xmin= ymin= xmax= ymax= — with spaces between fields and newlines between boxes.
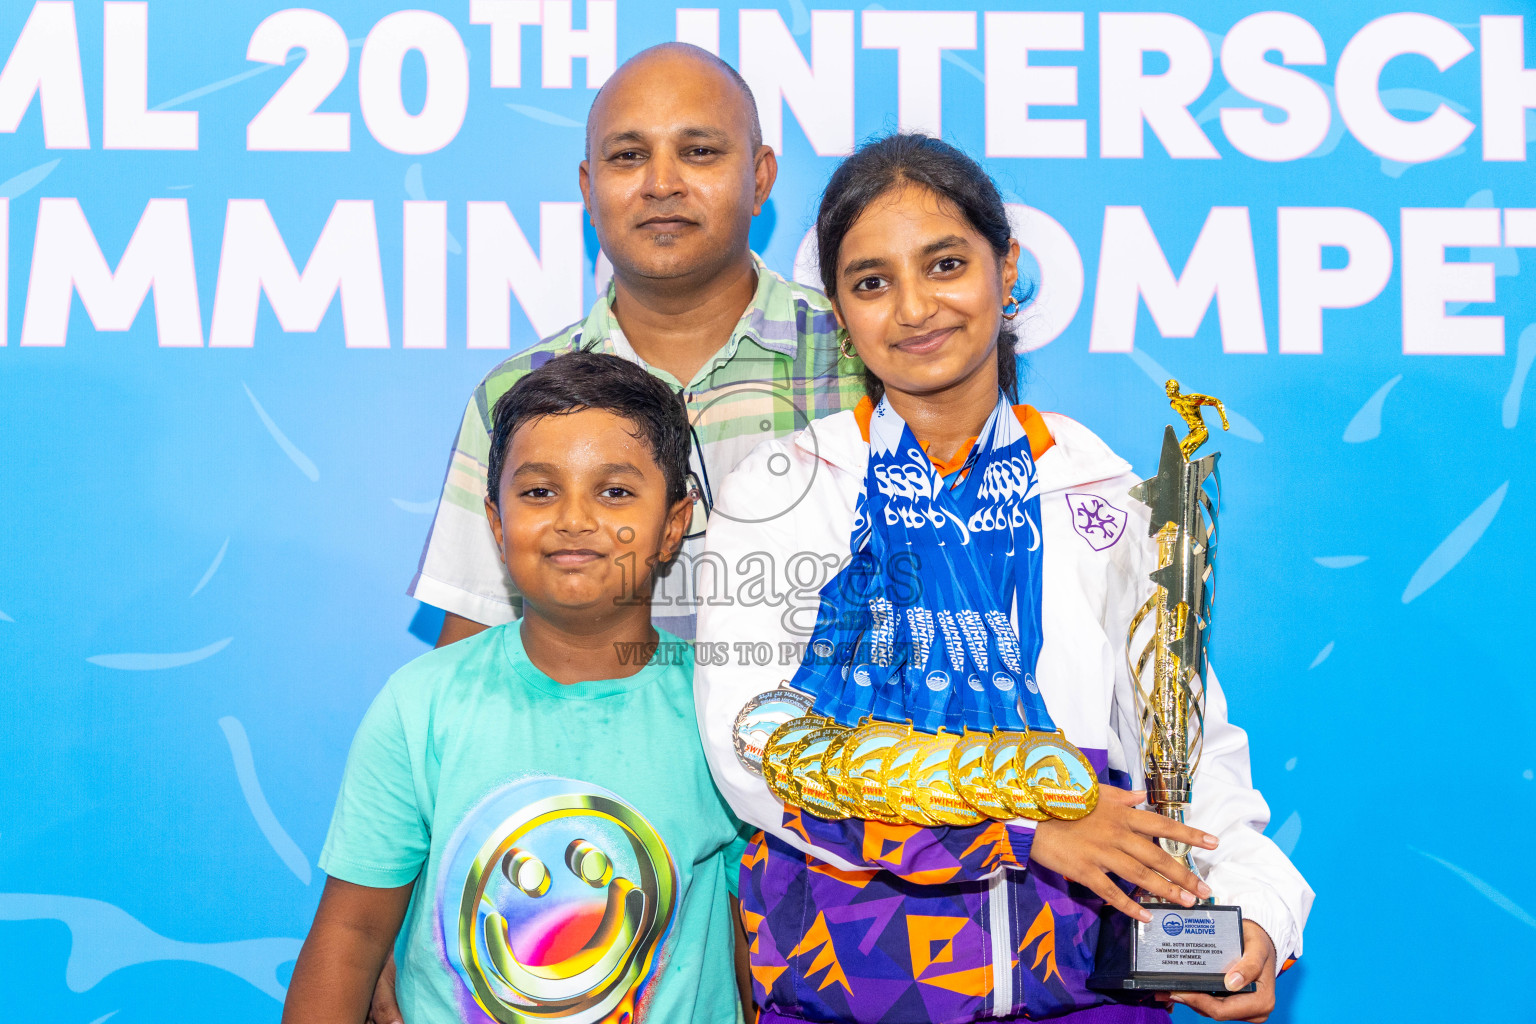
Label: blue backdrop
xmin=3 ymin=2 xmax=1534 ymax=1022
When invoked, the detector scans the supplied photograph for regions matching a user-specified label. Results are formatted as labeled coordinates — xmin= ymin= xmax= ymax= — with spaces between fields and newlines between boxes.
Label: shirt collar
xmin=571 ymin=252 xmax=802 ymax=368
xmin=731 ymin=252 xmax=801 ymax=358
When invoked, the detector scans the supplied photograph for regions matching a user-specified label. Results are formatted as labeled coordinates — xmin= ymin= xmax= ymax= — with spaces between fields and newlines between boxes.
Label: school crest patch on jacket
xmin=1064 ymin=493 xmax=1127 ymax=551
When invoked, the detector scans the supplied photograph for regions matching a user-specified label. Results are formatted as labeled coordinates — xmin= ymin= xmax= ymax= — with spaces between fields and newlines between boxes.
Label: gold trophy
xmin=1089 ymin=381 xmax=1254 ymax=995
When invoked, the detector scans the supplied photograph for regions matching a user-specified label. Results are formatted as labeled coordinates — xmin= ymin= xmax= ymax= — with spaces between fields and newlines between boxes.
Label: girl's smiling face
xmin=832 ymin=184 xmax=1018 ymax=402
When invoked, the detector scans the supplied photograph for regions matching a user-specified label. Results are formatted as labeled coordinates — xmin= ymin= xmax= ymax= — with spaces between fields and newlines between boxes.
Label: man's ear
xmin=484 ymin=497 xmax=506 ymax=554
xmin=752 ymin=146 xmax=778 ymax=215
xmin=659 ymin=495 xmax=694 ymax=563
xmin=578 ymin=159 xmax=593 ymax=216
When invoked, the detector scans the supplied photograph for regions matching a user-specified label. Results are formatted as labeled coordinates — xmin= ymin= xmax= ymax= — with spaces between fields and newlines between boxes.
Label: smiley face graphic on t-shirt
xmin=439 ymin=778 xmax=677 ymax=1024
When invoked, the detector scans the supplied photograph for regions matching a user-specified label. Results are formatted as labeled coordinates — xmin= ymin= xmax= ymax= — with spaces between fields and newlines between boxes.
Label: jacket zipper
xmin=988 ymin=871 xmax=1012 ymax=1017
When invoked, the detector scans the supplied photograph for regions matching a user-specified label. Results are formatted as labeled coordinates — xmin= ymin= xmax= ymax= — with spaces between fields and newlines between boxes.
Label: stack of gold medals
xmin=732 ymin=688 xmax=1100 ymax=825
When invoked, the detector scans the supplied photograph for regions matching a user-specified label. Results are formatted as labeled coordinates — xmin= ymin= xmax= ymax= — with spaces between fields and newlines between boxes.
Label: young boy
xmin=285 ymin=352 xmax=748 ymax=1024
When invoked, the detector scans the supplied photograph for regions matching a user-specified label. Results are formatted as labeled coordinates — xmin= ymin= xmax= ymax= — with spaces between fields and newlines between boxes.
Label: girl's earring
xmin=1002 ymin=297 xmax=1022 ymax=321
xmin=837 ymin=328 xmax=857 ymax=361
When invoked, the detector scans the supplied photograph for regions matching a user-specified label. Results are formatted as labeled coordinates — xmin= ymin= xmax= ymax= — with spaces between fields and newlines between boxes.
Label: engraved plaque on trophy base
xmin=1088 ymin=903 xmax=1255 ymax=995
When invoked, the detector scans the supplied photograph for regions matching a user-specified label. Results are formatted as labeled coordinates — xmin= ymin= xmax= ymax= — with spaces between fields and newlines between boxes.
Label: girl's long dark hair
xmin=816 ymin=133 xmax=1026 ymax=403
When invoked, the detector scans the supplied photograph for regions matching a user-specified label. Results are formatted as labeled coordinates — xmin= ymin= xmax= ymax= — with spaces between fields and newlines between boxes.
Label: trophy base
xmin=1087 ymin=902 xmax=1256 ymax=996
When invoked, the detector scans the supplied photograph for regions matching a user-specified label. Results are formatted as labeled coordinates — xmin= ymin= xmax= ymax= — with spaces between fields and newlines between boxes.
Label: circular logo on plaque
xmin=1161 ymin=913 xmax=1185 ymax=937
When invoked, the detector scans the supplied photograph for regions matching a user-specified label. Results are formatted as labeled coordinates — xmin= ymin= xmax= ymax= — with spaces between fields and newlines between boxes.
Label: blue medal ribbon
xmin=790 ymin=394 xmax=1056 ymax=736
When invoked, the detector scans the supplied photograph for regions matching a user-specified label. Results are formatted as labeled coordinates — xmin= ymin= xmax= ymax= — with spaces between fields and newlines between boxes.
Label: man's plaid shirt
xmin=410 ymin=253 xmax=865 ymax=638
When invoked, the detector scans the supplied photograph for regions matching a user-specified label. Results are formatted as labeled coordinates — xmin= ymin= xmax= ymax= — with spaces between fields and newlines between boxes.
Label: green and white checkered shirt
xmin=410 ymin=254 xmax=865 ymax=638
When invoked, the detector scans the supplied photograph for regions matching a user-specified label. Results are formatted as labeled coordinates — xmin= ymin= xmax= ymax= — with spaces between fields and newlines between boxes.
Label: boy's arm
xmin=730 ymin=895 xmax=754 ymax=1024
xmin=436 ymin=611 xmax=488 ymax=648
xmin=319 ymin=677 xmax=433 ymax=1024
xmin=283 ymin=877 xmax=414 ymax=1024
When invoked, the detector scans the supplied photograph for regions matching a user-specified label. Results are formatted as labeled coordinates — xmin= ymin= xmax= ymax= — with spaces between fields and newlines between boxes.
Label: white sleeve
xmin=694 ymin=441 xmax=837 ymax=848
xmin=1186 ymin=662 xmax=1314 ymax=966
xmin=408 ymin=393 xmax=520 ymax=626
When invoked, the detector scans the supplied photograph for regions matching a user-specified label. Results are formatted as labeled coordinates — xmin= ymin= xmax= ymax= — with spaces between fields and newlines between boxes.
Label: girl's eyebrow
xmin=921 ymin=234 xmax=970 ymax=256
xmin=841 ymin=234 xmax=972 ymax=279
xmin=841 ymin=255 xmax=886 ymax=277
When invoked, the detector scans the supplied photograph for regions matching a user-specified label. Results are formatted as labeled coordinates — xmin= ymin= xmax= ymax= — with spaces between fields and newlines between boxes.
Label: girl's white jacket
xmin=694 ymin=407 xmax=1313 ymax=966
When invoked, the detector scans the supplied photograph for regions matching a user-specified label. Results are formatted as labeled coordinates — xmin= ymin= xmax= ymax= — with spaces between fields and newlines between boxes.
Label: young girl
xmin=695 ymin=135 xmax=1311 ymax=1024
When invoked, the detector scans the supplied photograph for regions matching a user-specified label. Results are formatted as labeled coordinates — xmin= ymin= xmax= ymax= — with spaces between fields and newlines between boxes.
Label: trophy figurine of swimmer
xmin=1089 ymin=381 xmax=1255 ymax=995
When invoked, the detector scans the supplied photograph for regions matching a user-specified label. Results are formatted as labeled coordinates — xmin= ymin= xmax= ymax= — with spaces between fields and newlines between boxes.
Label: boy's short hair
xmin=486 ymin=352 xmax=691 ymax=507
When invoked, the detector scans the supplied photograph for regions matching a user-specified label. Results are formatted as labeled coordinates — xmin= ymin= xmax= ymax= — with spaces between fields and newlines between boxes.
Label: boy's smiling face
xmin=485 ymin=408 xmax=691 ymax=620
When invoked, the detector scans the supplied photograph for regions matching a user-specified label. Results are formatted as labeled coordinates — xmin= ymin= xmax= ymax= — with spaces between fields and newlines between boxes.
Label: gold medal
xmin=985 ymin=732 xmax=1047 ymax=821
xmin=839 ymin=720 xmax=911 ymax=824
xmin=910 ymin=732 xmax=985 ymax=826
xmin=1015 ymin=731 xmax=1099 ymax=821
xmin=821 ymin=727 xmax=863 ymax=812
xmin=732 ymin=687 xmax=815 ymax=777
xmin=787 ymin=725 xmax=855 ymax=820
xmin=813 ymin=728 xmax=861 ymax=817
xmin=879 ymin=733 xmax=942 ymax=827
xmin=763 ymin=716 xmax=824 ymax=806
xmin=948 ymin=729 xmax=1013 ymax=821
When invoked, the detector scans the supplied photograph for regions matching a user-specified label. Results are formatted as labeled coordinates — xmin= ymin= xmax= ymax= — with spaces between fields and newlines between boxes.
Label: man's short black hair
xmin=486 ymin=352 xmax=690 ymax=508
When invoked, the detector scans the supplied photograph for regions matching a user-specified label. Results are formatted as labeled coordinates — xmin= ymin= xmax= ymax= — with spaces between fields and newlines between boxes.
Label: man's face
xmin=580 ymin=53 xmax=773 ymax=285
xmin=485 ymin=409 xmax=691 ymax=619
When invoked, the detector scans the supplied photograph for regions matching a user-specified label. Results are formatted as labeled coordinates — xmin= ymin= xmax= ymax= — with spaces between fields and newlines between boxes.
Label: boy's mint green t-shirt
xmin=319 ymin=625 xmax=745 ymax=1024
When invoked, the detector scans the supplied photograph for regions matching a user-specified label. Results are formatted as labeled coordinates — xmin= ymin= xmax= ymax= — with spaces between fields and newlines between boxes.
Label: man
xmin=412 ymin=42 xmax=862 ymax=646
